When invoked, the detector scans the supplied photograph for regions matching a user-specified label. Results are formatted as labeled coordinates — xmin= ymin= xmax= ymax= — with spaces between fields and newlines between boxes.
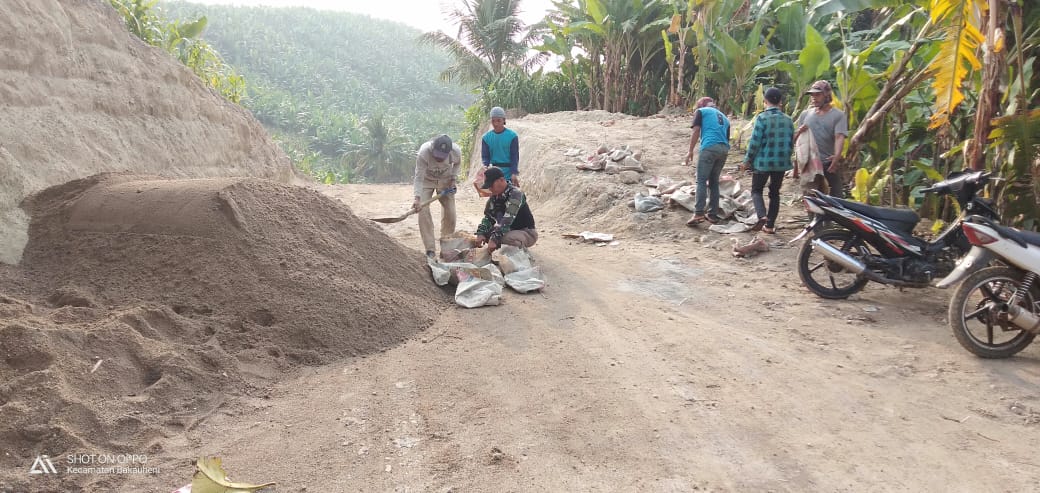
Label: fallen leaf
xmin=192 ymin=457 xmax=275 ymax=493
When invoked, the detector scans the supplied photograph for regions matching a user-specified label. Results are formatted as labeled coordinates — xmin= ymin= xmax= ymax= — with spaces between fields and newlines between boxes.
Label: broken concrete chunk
xmin=619 ymin=170 xmax=641 ymax=184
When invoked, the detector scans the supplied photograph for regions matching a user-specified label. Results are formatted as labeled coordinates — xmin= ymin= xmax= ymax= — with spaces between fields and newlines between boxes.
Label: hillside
xmin=162 ymin=1 xmax=476 ymax=181
xmin=0 ymin=0 xmax=293 ymax=265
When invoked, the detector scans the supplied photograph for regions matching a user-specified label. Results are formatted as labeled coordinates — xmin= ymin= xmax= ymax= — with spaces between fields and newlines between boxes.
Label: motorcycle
xmin=791 ymin=170 xmax=998 ymax=299
xmin=935 ymin=215 xmax=1040 ymax=358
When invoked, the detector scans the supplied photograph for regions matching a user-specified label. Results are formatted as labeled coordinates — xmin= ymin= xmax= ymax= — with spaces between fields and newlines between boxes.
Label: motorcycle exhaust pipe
xmin=1001 ymin=303 xmax=1040 ymax=334
xmin=810 ymin=239 xmax=889 ymax=284
xmin=811 ymin=239 xmax=867 ymax=274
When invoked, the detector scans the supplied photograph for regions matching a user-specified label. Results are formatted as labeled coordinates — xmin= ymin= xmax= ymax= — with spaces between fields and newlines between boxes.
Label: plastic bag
xmin=633 ymin=192 xmax=664 ymax=212
xmin=665 ymin=185 xmax=697 ymax=212
xmin=428 ymin=258 xmax=494 ymax=286
xmin=455 ymin=270 xmax=502 ymax=308
xmin=505 ymin=267 xmax=545 ymax=293
xmin=439 ymin=233 xmax=478 ymax=262
xmin=494 ymin=245 xmax=534 ymax=275
xmin=462 ymin=245 xmax=493 ymax=266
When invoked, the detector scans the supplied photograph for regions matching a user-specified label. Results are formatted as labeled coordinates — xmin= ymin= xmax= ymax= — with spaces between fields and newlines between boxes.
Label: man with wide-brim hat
xmin=795 ymin=80 xmax=848 ymax=197
xmin=474 ymin=166 xmax=537 ymax=252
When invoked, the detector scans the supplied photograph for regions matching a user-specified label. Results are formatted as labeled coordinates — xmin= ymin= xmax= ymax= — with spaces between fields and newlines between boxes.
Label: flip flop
xmin=762 ymin=225 xmax=776 ymax=234
xmin=705 ymin=214 xmax=721 ymax=224
xmin=686 ymin=214 xmax=706 ymax=226
xmin=750 ymin=217 xmax=767 ymax=232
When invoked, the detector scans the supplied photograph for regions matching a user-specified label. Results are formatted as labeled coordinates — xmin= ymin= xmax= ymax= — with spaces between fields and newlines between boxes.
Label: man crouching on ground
xmin=475 ymin=167 xmax=537 ymax=252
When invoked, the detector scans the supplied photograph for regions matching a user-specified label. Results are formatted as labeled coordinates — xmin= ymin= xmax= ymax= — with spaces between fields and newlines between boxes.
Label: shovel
xmin=370 ymin=188 xmax=455 ymax=224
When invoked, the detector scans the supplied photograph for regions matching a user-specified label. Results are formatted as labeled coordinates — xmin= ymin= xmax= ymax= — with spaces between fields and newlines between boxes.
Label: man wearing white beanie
xmin=480 ymin=106 xmax=520 ymax=189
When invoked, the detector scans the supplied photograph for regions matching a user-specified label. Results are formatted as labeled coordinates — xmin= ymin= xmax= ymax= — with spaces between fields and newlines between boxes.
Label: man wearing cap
xmin=481 ymin=106 xmax=520 ymax=189
xmin=474 ymin=166 xmax=537 ymax=252
xmin=742 ymin=87 xmax=795 ymax=234
xmin=684 ymin=96 xmax=731 ymax=226
xmin=414 ymin=134 xmax=462 ymax=258
xmin=796 ymin=80 xmax=848 ymax=197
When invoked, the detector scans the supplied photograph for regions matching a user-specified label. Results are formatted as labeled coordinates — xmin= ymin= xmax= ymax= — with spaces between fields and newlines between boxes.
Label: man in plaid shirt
xmin=742 ymin=87 xmax=795 ymax=233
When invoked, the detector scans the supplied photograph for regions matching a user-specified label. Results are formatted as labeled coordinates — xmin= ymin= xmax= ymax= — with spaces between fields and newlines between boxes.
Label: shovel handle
xmin=371 ymin=188 xmax=455 ymax=223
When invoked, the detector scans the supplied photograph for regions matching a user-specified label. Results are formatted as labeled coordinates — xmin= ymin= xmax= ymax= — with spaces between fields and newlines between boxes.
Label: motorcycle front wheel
xmin=948 ymin=266 xmax=1037 ymax=358
xmin=797 ymin=229 xmax=870 ymax=299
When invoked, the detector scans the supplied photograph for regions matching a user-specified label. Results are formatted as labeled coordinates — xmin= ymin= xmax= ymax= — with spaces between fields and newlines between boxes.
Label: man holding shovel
xmin=414 ymin=134 xmax=461 ymax=258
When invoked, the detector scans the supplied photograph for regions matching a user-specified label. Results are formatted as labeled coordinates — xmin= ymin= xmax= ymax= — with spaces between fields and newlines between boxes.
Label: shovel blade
xmin=371 ymin=215 xmax=406 ymax=223
xmin=370 ymin=209 xmax=416 ymax=223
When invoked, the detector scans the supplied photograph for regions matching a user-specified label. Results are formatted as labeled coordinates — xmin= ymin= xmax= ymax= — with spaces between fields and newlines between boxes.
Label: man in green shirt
xmin=743 ymin=87 xmax=795 ymax=233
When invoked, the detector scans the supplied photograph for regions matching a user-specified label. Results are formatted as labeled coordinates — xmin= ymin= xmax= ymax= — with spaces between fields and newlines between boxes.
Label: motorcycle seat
xmin=993 ymin=222 xmax=1040 ymax=248
xmin=833 ymin=198 xmax=920 ymax=232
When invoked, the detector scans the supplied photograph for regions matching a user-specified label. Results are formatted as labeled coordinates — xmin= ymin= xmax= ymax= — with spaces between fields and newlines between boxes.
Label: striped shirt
xmin=745 ymin=107 xmax=794 ymax=172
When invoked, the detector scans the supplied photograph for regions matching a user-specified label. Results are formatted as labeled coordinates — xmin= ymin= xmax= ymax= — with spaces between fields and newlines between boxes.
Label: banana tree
xmin=532 ymin=20 xmax=584 ymax=109
xmin=704 ymin=19 xmax=769 ymax=115
xmin=688 ymin=0 xmax=746 ymax=99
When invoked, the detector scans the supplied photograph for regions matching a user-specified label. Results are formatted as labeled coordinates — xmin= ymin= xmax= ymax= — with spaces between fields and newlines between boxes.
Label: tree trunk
xmin=569 ymin=66 xmax=582 ymax=110
xmin=967 ymin=0 xmax=1006 ymax=171
xmin=844 ymin=21 xmax=930 ymax=165
xmin=674 ymin=37 xmax=687 ymax=107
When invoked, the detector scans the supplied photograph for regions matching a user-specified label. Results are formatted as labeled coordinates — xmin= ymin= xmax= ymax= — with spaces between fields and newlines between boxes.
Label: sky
xmin=184 ymin=0 xmax=559 ymax=34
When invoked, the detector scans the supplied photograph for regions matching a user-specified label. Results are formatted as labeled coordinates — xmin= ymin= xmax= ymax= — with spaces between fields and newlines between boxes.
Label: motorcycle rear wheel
xmin=948 ymin=266 xmax=1037 ymax=359
xmin=797 ymin=229 xmax=870 ymax=299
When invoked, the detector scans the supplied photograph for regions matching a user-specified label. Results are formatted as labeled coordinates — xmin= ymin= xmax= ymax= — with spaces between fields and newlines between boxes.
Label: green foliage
xmin=162 ymin=1 xmax=474 ymax=183
xmin=420 ymin=0 xmax=541 ymax=86
xmin=799 ymin=25 xmax=831 ymax=80
xmin=990 ymin=109 xmax=1040 ymax=229
xmin=344 ymin=113 xmax=415 ymax=183
xmin=483 ymin=69 xmax=583 ymax=114
xmin=459 ymin=103 xmax=489 ymax=175
xmin=850 ymin=161 xmax=890 ymax=205
xmin=110 ymin=0 xmax=244 ymax=102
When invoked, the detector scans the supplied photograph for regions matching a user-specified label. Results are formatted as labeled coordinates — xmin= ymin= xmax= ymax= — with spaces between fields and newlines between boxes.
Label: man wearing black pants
xmin=743 ymin=87 xmax=794 ymax=234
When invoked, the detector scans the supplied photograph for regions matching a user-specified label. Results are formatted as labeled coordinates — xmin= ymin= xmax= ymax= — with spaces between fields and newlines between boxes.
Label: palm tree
xmin=420 ymin=0 xmax=542 ymax=87
xmin=344 ymin=113 xmax=414 ymax=182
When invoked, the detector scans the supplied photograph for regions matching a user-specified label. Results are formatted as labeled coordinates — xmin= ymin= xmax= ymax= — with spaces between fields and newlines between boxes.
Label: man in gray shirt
xmin=413 ymin=134 xmax=461 ymax=258
xmin=796 ymin=80 xmax=848 ymax=197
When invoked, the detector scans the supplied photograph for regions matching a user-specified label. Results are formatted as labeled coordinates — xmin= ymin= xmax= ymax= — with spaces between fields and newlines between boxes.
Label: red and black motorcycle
xmin=792 ymin=170 xmax=999 ymax=299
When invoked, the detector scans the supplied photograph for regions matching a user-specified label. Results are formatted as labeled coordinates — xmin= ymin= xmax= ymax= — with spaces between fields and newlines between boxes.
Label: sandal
xmin=705 ymin=214 xmax=721 ymax=224
xmin=750 ymin=217 xmax=767 ymax=232
xmin=686 ymin=214 xmax=706 ymax=226
xmin=762 ymin=225 xmax=776 ymax=234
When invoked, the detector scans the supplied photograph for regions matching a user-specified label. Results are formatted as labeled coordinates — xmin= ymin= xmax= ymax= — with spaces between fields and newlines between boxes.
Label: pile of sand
xmin=0 ymin=0 xmax=295 ymax=265
xmin=0 ymin=173 xmax=447 ymax=491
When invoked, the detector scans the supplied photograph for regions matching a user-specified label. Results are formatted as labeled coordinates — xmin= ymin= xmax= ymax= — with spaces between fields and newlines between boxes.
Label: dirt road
xmin=129 ymin=182 xmax=1040 ymax=492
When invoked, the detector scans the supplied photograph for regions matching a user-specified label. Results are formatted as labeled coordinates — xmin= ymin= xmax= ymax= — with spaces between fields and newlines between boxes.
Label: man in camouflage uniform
xmin=474 ymin=167 xmax=537 ymax=251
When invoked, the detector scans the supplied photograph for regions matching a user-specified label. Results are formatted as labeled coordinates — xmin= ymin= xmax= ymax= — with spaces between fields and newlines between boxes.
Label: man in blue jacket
xmin=481 ymin=106 xmax=520 ymax=189
xmin=684 ymin=96 xmax=731 ymax=226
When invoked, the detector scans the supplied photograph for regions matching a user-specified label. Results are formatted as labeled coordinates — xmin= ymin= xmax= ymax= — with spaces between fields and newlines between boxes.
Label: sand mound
xmin=0 ymin=173 xmax=447 ymax=490
xmin=0 ymin=0 xmax=295 ymax=265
